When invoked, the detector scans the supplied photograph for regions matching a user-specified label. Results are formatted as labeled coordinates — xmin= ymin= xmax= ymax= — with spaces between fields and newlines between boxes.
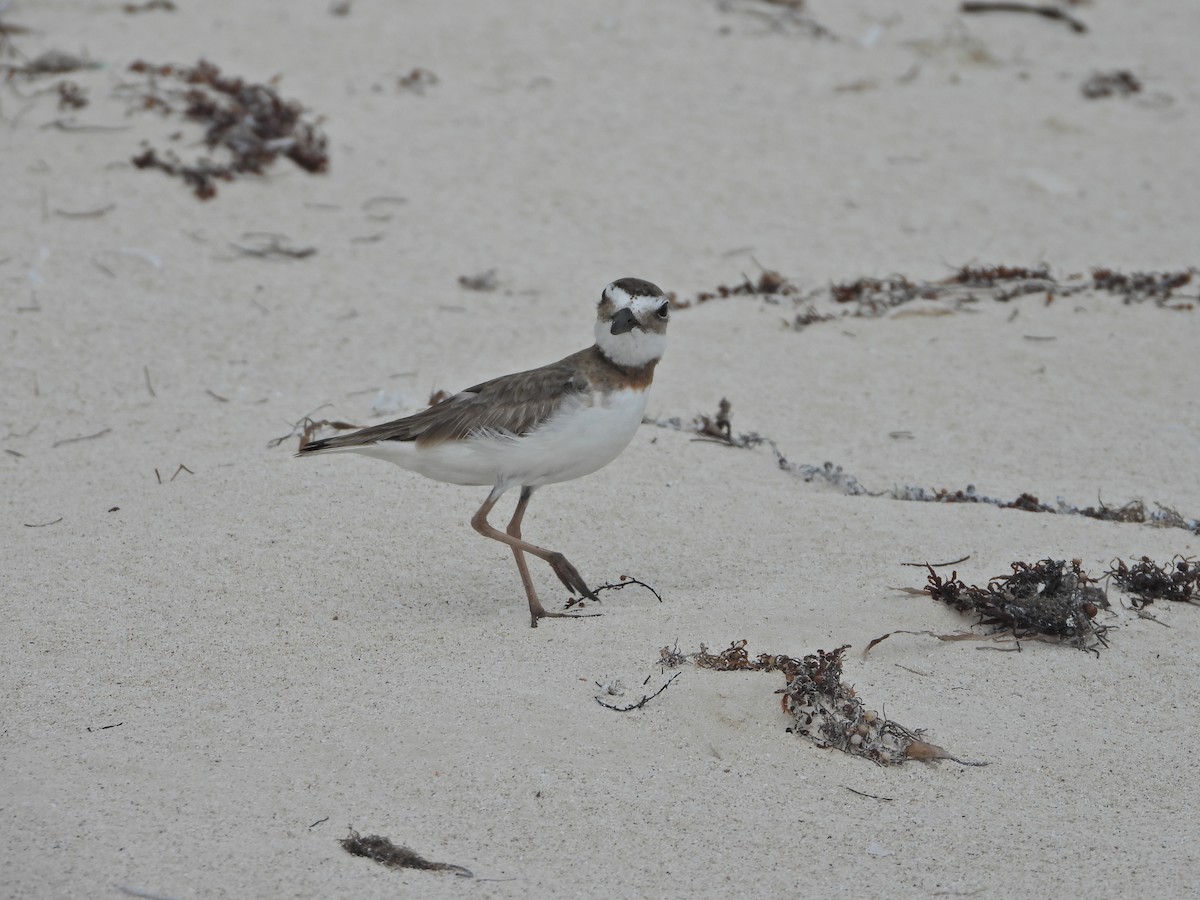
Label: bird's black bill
xmin=610 ymin=307 xmax=640 ymax=335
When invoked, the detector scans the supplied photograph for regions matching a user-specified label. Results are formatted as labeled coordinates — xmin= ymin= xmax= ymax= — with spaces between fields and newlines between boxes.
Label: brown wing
xmin=300 ymin=349 xmax=591 ymax=453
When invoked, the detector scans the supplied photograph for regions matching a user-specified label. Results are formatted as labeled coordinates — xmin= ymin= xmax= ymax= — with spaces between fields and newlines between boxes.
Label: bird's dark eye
xmin=656 ymin=303 xmax=669 ymax=319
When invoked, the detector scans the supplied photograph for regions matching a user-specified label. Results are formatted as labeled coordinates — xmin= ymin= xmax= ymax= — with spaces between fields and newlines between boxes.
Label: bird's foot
xmin=527 ymin=599 xmax=602 ymax=629
xmin=545 ymin=551 xmax=602 ymax=603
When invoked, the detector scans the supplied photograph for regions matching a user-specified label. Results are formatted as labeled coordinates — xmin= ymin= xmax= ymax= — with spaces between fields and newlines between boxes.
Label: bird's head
xmin=595 ymin=277 xmax=668 ymax=368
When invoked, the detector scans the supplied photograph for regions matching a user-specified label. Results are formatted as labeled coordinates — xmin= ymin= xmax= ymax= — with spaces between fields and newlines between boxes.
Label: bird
xmin=299 ymin=277 xmax=669 ymax=627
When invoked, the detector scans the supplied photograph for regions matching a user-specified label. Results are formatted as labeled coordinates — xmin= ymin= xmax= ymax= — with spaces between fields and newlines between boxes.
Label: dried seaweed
xmin=1107 ymin=556 xmax=1200 ymax=608
xmin=0 ymin=14 xmax=31 ymax=60
xmin=922 ymin=559 xmax=1109 ymax=651
xmin=595 ymin=671 xmax=680 ymax=711
xmin=339 ymin=830 xmax=472 ymax=877
xmin=124 ymin=59 xmax=328 ymax=199
xmin=458 ymin=269 xmax=499 ymax=291
xmin=960 ymin=1 xmax=1087 ymax=33
xmin=269 ymin=415 xmax=361 ymax=450
xmin=714 ymin=0 xmax=835 ymax=39
xmin=397 ymin=67 xmax=439 ymax=94
xmin=55 ymin=80 xmax=88 ymax=109
xmin=665 ymin=640 xmax=984 ymax=766
xmin=647 ymin=404 xmax=1200 ymax=536
xmin=666 ymin=267 xmax=802 ymax=310
xmin=669 ymin=265 xmax=1198 ymax=326
xmin=1081 ymin=70 xmax=1141 ymax=99
xmin=3 ymin=49 xmax=100 ymax=79
xmin=122 ymin=0 xmax=176 ymax=12
xmin=564 ymin=574 xmax=663 ymax=611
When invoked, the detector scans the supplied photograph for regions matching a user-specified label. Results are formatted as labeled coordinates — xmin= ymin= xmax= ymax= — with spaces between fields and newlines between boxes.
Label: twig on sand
xmin=52 ymin=428 xmax=111 ymax=447
xmin=960 ymin=2 xmax=1087 ymax=33
xmin=595 ymin=671 xmax=680 ymax=711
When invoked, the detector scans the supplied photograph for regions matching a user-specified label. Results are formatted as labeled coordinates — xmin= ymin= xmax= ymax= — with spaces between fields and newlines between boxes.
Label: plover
xmin=300 ymin=278 xmax=669 ymax=627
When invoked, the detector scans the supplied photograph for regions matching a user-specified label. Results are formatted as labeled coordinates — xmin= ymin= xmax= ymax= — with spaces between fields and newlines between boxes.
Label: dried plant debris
xmin=667 ymin=267 xmax=802 ymax=310
xmin=715 ymin=0 xmax=835 ymax=39
xmin=0 ymin=15 xmax=31 ymax=59
xmin=339 ymin=830 xmax=473 ymax=877
xmin=670 ymin=265 xmax=1198 ymax=327
xmin=458 ymin=269 xmax=499 ymax=292
xmin=123 ymin=59 xmax=328 ymax=199
xmin=648 ymin=401 xmax=1200 ymax=536
xmin=595 ymin=671 xmax=681 ymax=711
xmin=665 ymin=641 xmax=983 ymax=766
xmin=885 ymin=489 xmax=1199 ymax=535
xmin=56 ymin=80 xmax=88 ymax=110
xmin=564 ymin=574 xmax=662 ymax=612
xmin=123 ymin=0 xmax=176 ymax=12
xmin=397 ymin=67 xmax=439 ymax=94
xmin=3 ymin=49 xmax=101 ymax=79
xmin=1107 ymin=556 xmax=1199 ymax=608
xmin=922 ymin=559 xmax=1109 ymax=651
xmin=1082 ymin=69 xmax=1141 ymax=99
xmin=960 ymin=2 xmax=1088 ymax=33
xmin=231 ymin=233 xmax=316 ymax=259
xmin=269 ymin=415 xmax=362 ymax=450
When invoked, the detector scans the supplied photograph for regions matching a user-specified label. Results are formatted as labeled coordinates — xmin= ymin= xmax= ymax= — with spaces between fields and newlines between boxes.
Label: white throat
xmin=595 ymin=320 xmax=667 ymax=368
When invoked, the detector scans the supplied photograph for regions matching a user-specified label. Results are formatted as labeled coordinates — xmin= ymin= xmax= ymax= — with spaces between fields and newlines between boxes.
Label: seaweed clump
xmin=126 ymin=59 xmax=328 ymax=199
xmin=1107 ymin=556 xmax=1200 ymax=608
xmin=675 ymin=641 xmax=981 ymax=766
xmin=339 ymin=830 xmax=472 ymax=877
xmin=923 ymin=559 xmax=1109 ymax=651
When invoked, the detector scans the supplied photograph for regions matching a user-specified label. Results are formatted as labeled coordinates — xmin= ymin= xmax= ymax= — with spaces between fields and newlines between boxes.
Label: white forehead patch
xmin=604 ymin=283 xmax=666 ymax=318
xmin=596 ymin=281 xmax=668 ymax=368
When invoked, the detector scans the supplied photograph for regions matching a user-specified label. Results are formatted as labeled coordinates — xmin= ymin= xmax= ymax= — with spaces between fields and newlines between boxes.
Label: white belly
xmin=351 ymin=388 xmax=649 ymax=488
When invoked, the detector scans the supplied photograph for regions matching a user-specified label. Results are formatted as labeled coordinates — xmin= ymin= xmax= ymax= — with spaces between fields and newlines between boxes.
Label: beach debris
xmin=715 ymin=0 xmax=835 ymax=39
xmin=458 ymin=269 xmax=499 ymax=292
xmin=362 ymin=195 xmax=407 ymax=220
xmin=55 ymin=80 xmax=88 ymax=109
xmin=0 ymin=12 xmax=31 ymax=59
xmin=667 ymin=266 xmax=801 ymax=310
xmin=154 ymin=463 xmax=194 ymax=484
xmin=115 ymin=886 xmax=178 ymax=900
xmin=339 ymin=830 xmax=473 ymax=877
xmin=921 ymin=559 xmax=1109 ymax=651
xmin=54 ymin=203 xmax=114 ymax=220
xmin=230 ymin=233 xmax=316 ymax=259
xmin=664 ymin=640 xmax=985 ymax=766
xmin=122 ymin=0 xmax=176 ymax=12
xmin=595 ymin=671 xmax=680 ymax=711
xmin=669 ymin=264 xmax=1197 ymax=326
xmin=887 ymin=490 xmax=1200 ymax=535
xmin=52 ymin=427 xmax=112 ymax=448
xmin=1088 ymin=268 xmax=1192 ymax=303
xmin=648 ymin=401 xmax=1200 ymax=536
xmin=3 ymin=49 xmax=100 ymax=79
xmin=566 ymin=574 xmax=663 ymax=612
xmin=270 ymin=415 xmax=362 ymax=451
xmin=863 ymin=629 xmax=998 ymax=656
xmin=124 ymin=59 xmax=328 ymax=199
xmin=1106 ymin=556 xmax=1199 ymax=608
xmin=690 ymin=397 xmax=733 ymax=442
xmin=1081 ymin=69 xmax=1141 ymax=99
xmin=960 ymin=2 xmax=1087 ymax=34
xmin=397 ymin=67 xmax=438 ymax=94
xmin=23 ymin=516 xmax=63 ymax=528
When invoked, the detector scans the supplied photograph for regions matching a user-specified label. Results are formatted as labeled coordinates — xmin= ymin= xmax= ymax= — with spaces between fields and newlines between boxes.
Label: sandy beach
xmin=3 ymin=1 xmax=1199 ymax=897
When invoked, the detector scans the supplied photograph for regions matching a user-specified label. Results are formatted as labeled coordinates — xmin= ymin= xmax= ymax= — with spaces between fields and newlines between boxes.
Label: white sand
xmin=4 ymin=1 xmax=1199 ymax=896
